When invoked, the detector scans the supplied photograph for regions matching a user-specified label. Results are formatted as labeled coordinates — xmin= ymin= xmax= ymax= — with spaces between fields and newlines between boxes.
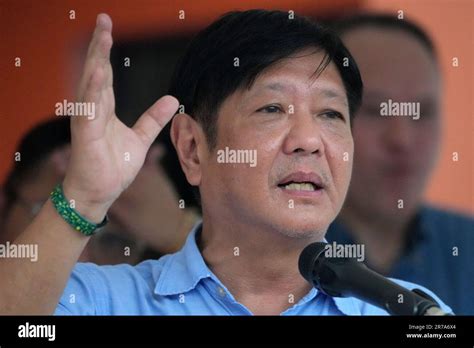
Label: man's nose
xmin=282 ymin=112 xmax=324 ymax=156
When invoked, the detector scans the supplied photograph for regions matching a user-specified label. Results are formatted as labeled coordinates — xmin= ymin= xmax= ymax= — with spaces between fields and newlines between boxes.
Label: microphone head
xmin=298 ymin=242 xmax=327 ymax=283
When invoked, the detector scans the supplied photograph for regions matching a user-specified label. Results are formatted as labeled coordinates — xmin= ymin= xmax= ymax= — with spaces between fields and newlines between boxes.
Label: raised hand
xmin=62 ymin=14 xmax=179 ymax=222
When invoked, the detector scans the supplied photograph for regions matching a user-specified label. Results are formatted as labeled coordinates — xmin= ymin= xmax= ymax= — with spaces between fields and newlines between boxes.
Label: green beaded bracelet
xmin=50 ymin=184 xmax=108 ymax=236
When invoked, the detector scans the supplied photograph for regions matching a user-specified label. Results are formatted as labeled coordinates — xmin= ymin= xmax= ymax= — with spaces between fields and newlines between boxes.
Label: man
xmin=326 ymin=15 xmax=474 ymax=314
xmin=0 ymin=10 xmax=451 ymax=315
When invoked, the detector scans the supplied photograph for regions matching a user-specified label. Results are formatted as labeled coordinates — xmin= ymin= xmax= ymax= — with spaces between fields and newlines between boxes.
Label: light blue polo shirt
xmin=55 ymin=221 xmax=452 ymax=315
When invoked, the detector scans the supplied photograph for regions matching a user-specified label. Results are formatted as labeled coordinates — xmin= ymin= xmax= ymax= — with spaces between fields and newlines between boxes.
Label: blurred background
xmin=0 ymin=0 xmax=472 ymax=215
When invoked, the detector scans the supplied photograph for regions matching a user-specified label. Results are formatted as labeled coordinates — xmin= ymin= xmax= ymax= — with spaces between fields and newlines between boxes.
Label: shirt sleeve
xmin=54 ymin=263 xmax=105 ymax=315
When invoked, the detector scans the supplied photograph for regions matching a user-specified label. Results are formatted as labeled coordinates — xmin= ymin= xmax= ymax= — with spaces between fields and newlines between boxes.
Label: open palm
xmin=63 ymin=14 xmax=179 ymax=220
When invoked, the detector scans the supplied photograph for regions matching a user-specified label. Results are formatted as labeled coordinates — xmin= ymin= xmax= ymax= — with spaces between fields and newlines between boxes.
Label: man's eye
xmin=322 ymin=110 xmax=344 ymax=120
xmin=257 ymin=105 xmax=284 ymax=113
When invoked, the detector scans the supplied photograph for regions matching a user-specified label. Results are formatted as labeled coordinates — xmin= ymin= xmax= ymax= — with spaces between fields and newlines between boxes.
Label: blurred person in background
xmin=326 ymin=14 xmax=474 ymax=315
xmin=1 ymin=117 xmax=199 ymax=264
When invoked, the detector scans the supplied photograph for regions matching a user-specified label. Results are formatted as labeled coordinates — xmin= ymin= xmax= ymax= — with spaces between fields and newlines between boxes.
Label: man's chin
xmin=270 ymin=217 xmax=329 ymax=240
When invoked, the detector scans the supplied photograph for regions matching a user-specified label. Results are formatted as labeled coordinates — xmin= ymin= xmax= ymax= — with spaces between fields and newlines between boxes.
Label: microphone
xmin=298 ymin=242 xmax=451 ymax=316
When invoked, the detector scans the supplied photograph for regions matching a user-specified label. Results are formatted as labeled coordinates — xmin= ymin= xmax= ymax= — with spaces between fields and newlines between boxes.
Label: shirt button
xmin=217 ymin=286 xmax=226 ymax=297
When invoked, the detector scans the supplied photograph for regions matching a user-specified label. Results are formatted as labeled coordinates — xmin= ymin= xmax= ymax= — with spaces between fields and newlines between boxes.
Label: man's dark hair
xmin=2 ymin=117 xmax=71 ymax=216
xmin=332 ymin=13 xmax=438 ymax=64
xmin=168 ymin=9 xmax=363 ymax=149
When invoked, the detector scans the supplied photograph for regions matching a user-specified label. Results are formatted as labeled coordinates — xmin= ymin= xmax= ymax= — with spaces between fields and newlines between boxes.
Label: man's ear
xmin=170 ymin=114 xmax=204 ymax=186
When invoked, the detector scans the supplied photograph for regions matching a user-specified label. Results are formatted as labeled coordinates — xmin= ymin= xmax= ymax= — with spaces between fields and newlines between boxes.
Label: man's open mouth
xmin=276 ymin=172 xmax=325 ymax=192
xmin=277 ymin=181 xmax=322 ymax=191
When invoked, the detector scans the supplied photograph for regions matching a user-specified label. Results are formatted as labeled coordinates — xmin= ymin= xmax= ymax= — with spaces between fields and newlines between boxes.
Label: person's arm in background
xmin=0 ymin=13 xmax=179 ymax=315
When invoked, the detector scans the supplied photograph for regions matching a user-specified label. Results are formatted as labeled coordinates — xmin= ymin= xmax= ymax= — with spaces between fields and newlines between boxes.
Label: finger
xmin=86 ymin=14 xmax=113 ymax=58
xmin=93 ymin=15 xmax=114 ymax=90
xmin=77 ymin=14 xmax=113 ymax=100
xmin=83 ymin=65 xmax=105 ymax=105
xmin=71 ymin=65 xmax=107 ymax=139
xmin=83 ymin=28 xmax=113 ymax=97
xmin=77 ymin=17 xmax=112 ymax=100
xmin=132 ymin=95 xmax=180 ymax=148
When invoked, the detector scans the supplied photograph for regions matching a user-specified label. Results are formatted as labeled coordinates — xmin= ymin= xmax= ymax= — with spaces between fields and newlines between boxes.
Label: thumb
xmin=132 ymin=95 xmax=179 ymax=149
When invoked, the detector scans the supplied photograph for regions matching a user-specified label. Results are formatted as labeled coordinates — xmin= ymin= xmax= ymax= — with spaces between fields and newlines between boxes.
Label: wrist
xmin=61 ymin=183 xmax=111 ymax=224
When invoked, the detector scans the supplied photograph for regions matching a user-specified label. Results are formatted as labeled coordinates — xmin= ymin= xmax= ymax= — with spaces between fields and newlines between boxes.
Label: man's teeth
xmin=283 ymin=182 xmax=316 ymax=191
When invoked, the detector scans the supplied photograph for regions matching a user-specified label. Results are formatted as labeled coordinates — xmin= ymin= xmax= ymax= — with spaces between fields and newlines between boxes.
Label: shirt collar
xmin=332 ymin=296 xmax=363 ymax=315
xmin=154 ymin=221 xmax=366 ymax=315
xmin=154 ymin=221 xmax=212 ymax=296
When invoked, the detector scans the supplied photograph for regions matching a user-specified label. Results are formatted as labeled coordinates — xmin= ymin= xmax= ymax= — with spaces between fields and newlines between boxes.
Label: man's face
xmin=341 ymin=28 xmax=441 ymax=218
xmin=199 ymin=48 xmax=353 ymax=238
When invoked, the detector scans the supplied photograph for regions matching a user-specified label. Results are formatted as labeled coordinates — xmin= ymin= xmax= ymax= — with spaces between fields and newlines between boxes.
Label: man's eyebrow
xmin=259 ymin=82 xmax=294 ymax=92
xmin=320 ymin=88 xmax=347 ymax=103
